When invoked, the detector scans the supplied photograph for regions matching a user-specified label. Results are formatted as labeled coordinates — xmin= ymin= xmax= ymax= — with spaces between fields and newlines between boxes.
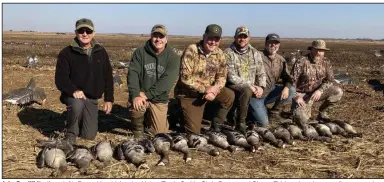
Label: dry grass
xmin=2 ymin=31 xmax=384 ymax=178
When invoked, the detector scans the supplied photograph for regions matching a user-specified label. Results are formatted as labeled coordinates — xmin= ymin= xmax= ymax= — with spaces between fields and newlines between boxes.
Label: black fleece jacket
xmin=55 ymin=39 xmax=114 ymax=102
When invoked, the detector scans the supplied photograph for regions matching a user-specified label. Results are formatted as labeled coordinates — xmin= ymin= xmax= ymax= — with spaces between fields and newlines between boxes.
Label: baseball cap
xmin=204 ymin=24 xmax=222 ymax=38
xmin=265 ymin=33 xmax=280 ymax=43
xmin=151 ymin=24 xmax=168 ymax=36
xmin=76 ymin=18 xmax=94 ymax=31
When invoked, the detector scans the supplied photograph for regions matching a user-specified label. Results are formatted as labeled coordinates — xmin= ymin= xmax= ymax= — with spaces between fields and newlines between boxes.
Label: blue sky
xmin=2 ymin=3 xmax=384 ymax=39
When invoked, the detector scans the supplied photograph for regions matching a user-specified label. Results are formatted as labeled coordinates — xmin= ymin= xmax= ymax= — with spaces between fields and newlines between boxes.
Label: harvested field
xmin=2 ymin=31 xmax=384 ymax=178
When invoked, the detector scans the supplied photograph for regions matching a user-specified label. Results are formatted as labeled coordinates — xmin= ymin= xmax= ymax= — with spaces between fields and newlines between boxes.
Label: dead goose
xmin=202 ymin=130 xmax=236 ymax=153
xmin=153 ymin=133 xmax=174 ymax=166
xmin=250 ymin=125 xmax=285 ymax=148
xmin=36 ymin=146 xmax=67 ymax=176
xmin=302 ymin=124 xmax=332 ymax=143
xmin=115 ymin=139 xmax=148 ymax=168
xmin=90 ymin=141 xmax=114 ymax=167
xmin=273 ymin=126 xmax=294 ymax=145
xmin=67 ymin=145 xmax=94 ymax=174
xmin=137 ymin=138 xmax=155 ymax=153
xmin=36 ymin=138 xmax=74 ymax=155
xmin=221 ymin=128 xmax=254 ymax=152
xmin=284 ymin=124 xmax=308 ymax=141
xmin=245 ymin=129 xmax=262 ymax=152
xmin=187 ymin=133 xmax=220 ymax=156
xmin=332 ymin=119 xmax=362 ymax=137
xmin=170 ymin=133 xmax=191 ymax=163
xmin=3 ymin=78 xmax=46 ymax=106
xmin=310 ymin=123 xmax=333 ymax=138
xmin=293 ymin=100 xmax=314 ymax=130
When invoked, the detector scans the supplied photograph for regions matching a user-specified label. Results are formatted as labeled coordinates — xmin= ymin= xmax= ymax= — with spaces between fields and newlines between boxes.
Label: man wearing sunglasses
xmin=55 ymin=18 xmax=114 ymax=144
xmin=248 ymin=33 xmax=295 ymax=127
xmin=127 ymin=24 xmax=180 ymax=139
xmin=175 ymin=24 xmax=235 ymax=134
xmin=224 ymin=26 xmax=266 ymax=134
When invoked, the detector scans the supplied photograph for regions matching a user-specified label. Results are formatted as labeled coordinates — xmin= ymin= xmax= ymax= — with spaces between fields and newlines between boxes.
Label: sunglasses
xmin=77 ymin=29 xmax=93 ymax=34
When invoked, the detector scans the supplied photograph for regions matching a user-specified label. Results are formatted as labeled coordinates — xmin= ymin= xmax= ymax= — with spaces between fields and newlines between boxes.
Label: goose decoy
xmin=115 ymin=139 xmax=148 ymax=168
xmin=26 ymin=55 xmax=38 ymax=68
xmin=187 ymin=133 xmax=219 ymax=156
xmin=36 ymin=146 xmax=67 ymax=177
xmin=273 ymin=126 xmax=294 ymax=145
xmin=374 ymin=49 xmax=383 ymax=57
xmin=67 ymin=145 xmax=94 ymax=174
xmin=113 ymin=75 xmax=123 ymax=88
xmin=152 ymin=133 xmax=174 ymax=166
xmin=251 ymin=125 xmax=285 ymax=148
xmin=202 ymin=130 xmax=236 ymax=153
xmin=90 ymin=141 xmax=114 ymax=167
xmin=3 ymin=78 xmax=46 ymax=106
xmin=170 ymin=133 xmax=191 ymax=163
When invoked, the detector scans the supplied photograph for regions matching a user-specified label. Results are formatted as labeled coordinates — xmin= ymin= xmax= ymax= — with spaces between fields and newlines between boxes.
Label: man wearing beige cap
xmin=127 ymin=24 xmax=180 ymax=138
xmin=291 ymin=40 xmax=343 ymax=127
xmin=55 ymin=18 xmax=114 ymax=144
xmin=175 ymin=24 xmax=235 ymax=133
xmin=224 ymin=26 xmax=266 ymax=133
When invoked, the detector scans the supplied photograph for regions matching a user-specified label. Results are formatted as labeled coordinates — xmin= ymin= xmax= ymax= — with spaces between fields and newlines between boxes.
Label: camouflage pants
xmin=292 ymin=86 xmax=343 ymax=126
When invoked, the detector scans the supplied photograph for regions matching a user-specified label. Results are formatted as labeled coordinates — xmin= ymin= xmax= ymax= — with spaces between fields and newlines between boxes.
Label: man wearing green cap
xmin=291 ymin=39 xmax=343 ymax=126
xmin=55 ymin=18 xmax=114 ymax=144
xmin=175 ymin=24 xmax=235 ymax=134
xmin=224 ymin=26 xmax=266 ymax=133
xmin=127 ymin=24 xmax=180 ymax=138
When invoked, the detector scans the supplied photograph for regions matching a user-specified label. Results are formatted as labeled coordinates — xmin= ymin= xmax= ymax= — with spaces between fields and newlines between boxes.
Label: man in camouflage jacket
xmin=225 ymin=26 xmax=266 ymax=133
xmin=248 ymin=33 xmax=295 ymax=127
xmin=175 ymin=24 xmax=235 ymax=134
xmin=291 ymin=40 xmax=343 ymax=127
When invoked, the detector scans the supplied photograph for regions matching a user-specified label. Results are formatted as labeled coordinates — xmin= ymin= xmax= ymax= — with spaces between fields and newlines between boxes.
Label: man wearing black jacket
xmin=55 ymin=18 xmax=113 ymax=144
xmin=127 ymin=24 xmax=180 ymax=138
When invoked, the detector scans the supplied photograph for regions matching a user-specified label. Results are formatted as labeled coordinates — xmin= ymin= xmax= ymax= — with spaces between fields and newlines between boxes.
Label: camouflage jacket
xmin=291 ymin=54 xmax=335 ymax=94
xmin=225 ymin=43 xmax=266 ymax=88
xmin=175 ymin=41 xmax=227 ymax=97
xmin=261 ymin=50 xmax=293 ymax=96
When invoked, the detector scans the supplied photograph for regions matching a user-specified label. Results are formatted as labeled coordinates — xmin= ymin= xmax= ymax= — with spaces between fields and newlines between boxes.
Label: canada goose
xmin=273 ymin=126 xmax=294 ymax=145
xmin=374 ymin=49 xmax=383 ymax=57
xmin=311 ymin=123 xmax=333 ymax=138
xmin=3 ymin=78 xmax=46 ymax=106
xmin=250 ymin=125 xmax=285 ymax=148
xmin=245 ymin=129 xmax=262 ymax=152
xmin=334 ymin=71 xmax=353 ymax=85
xmin=67 ymin=145 xmax=94 ymax=174
xmin=293 ymin=99 xmax=314 ymax=129
xmin=221 ymin=128 xmax=254 ymax=152
xmin=332 ymin=119 xmax=362 ymax=138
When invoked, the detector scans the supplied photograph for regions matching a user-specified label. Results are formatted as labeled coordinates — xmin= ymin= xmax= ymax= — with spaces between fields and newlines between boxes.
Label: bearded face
xmin=310 ymin=48 xmax=325 ymax=61
xmin=265 ymin=41 xmax=280 ymax=55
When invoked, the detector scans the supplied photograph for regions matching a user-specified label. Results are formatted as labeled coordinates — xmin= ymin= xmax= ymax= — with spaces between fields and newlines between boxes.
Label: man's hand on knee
xmin=133 ymin=97 xmax=147 ymax=111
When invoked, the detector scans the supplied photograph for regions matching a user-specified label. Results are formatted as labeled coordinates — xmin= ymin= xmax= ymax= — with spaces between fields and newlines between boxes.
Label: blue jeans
xmin=249 ymin=85 xmax=295 ymax=127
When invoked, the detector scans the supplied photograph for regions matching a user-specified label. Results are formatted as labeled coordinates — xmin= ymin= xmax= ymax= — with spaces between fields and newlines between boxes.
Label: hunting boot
xmin=269 ymin=101 xmax=284 ymax=123
xmin=131 ymin=116 xmax=145 ymax=139
xmin=210 ymin=108 xmax=230 ymax=132
xmin=316 ymin=101 xmax=336 ymax=122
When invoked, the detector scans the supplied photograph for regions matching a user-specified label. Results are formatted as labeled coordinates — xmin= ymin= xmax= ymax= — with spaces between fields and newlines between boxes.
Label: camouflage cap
xmin=235 ymin=26 xmax=250 ymax=37
xmin=76 ymin=18 xmax=94 ymax=31
xmin=308 ymin=39 xmax=330 ymax=51
xmin=204 ymin=24 xmax=222 ymax=38
xmin=151 ymin=24 xmax=168 ymax=36
xmin=265 ymin=33 xmax=280 ymax=43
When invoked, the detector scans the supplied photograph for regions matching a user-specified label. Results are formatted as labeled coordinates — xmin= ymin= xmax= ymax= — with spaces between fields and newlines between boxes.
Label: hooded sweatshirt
xmin=128 ymin=40 xmax=180 ymax=103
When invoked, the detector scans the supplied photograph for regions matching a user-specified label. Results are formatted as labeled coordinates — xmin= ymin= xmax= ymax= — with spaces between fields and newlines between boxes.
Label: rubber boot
xmin=210 ymin=108 xmax=230 ymax=132
xmin=131 ymin=116 xmax=145 ymax=139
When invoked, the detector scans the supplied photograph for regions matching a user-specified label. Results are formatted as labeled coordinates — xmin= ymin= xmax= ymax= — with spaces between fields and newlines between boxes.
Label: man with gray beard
xmin=248 ymin=33 xmax=295 ymax=127
xmin=291 ymin=40 xmax=343 ymax=124
xmin=225 ymin=26 xmax=266 ymax=134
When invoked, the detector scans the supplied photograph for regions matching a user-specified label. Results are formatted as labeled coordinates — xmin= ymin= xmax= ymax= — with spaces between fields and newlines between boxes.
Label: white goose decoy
xmin=3 ymin=78 xmax=47 ymax=106
xmin=374 ymin=49 xmax=383 ymax=57
xmin=26 ymin=55 xmax=38 ymax=68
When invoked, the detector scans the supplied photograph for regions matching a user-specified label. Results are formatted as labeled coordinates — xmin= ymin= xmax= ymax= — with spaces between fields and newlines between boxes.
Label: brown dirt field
xmin=2 ymin=32 xmax=384 ymax=178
